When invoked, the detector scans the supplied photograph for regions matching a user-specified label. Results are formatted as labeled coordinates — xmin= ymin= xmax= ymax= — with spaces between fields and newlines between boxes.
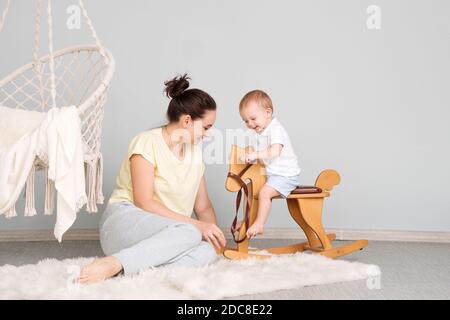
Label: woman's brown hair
xmin=164 ymin=74 xmax=216 ymax=122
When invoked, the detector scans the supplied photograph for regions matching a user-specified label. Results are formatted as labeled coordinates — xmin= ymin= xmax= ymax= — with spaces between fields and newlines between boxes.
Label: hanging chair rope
xmin=46 ymin=0 xmax=57 ymax=109
xmin=33 ymin=0 xmax=42 ymax=63
xmin=43 ymin=0 xmax=109 ymax=110
xmin=33 ymin=0 xmax=46 ymax=110
xmin=78 ymin=0 xmax=109 ymax=63
xmin=0 ymin=0 xmax=10 ymax=33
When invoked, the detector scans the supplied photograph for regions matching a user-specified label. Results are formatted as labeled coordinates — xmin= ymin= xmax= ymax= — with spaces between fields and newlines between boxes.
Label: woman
xmin=79 ymin=74 xmax=226 ymax=283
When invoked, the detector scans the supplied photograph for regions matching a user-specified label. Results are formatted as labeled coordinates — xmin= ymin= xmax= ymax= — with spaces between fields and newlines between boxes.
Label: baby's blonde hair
xmin=239 ymin=90 xmax=273 ymax=112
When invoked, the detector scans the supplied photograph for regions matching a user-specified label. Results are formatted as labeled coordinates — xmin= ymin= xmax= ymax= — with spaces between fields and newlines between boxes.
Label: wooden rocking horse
xmin=223 ymin=145 xmax=368 ymax=260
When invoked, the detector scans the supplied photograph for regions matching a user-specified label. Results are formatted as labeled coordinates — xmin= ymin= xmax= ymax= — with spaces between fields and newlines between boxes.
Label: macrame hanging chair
xmin=0 ymin=0 xmax=115 ymax=217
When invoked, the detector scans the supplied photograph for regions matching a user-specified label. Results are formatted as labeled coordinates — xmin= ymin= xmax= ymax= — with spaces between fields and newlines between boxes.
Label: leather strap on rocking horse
xmin=227 ymin=163 xmax=324 ymax=243
xmin=227 ymin=163 xmax=253 ymax=244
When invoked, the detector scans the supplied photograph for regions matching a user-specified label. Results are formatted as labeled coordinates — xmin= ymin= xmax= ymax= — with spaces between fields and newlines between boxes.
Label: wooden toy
xmin=223 ymin=145 xmax=368 ymax=260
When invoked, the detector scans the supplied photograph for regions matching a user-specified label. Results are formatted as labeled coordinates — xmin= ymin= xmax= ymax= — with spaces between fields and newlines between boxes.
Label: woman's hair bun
xmin=164 ymin=73 xmax=190 ymax=99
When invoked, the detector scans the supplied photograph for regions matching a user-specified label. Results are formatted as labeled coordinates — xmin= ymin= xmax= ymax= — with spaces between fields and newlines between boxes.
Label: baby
xmin=238 ymin=90 xmax=301 ymax=238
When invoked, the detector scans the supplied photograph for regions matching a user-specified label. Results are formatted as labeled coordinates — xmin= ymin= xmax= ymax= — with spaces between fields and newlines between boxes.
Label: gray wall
xmin=1 ymin=0 xmax=449 ymax=232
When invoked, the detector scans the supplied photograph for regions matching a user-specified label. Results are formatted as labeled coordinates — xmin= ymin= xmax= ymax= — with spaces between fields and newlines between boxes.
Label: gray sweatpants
xmin=99 ymin=201 xmax=218 ymax=275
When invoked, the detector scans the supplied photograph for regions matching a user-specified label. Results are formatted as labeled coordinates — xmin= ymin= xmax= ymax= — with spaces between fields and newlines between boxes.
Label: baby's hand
xmin=239 ymin=152 xmax=257 ymax=164
xmin=246 ymin=222 xmax=264 ymax=238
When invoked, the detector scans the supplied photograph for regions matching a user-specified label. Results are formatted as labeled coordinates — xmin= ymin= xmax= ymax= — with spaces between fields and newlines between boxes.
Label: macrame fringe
xmin=44 ymin=168 xmax=55 ymax=215
xmin=24 ymin=163 xmax=37 ymax=217
xmin=96 ymin=154 xmax=105 ymax=205
xmin=86 ymin=154 xmax=104 ymax=213
xmin=5 ymin=204 xmax=17 ymax=219
xmin=3 ymin=153 xmax=104 ymax=218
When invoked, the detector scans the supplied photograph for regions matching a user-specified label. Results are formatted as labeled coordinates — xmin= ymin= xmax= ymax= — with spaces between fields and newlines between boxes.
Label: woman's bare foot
xmin=78 ymin=256 xmax=123 ymax=284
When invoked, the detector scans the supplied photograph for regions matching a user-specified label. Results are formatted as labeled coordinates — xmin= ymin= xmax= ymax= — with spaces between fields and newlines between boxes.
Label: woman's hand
xmin=196 ymin=221 xmax=226 ymax=250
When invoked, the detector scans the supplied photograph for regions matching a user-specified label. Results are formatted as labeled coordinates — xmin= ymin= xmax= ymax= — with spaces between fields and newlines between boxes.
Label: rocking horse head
xmin=225 ymin=144 xmax=266 ymax=194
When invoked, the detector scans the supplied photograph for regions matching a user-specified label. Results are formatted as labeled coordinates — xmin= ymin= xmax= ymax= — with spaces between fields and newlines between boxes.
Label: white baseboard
xmin=222 ymin=228 xmax=450 ymax=243
xmin=1 ymin=228 xmax=450 ymax=243
xmin=0 ymin=229 xmax=100 ymax=242
xmin=321 ymin=228 xmax=450 ymax=243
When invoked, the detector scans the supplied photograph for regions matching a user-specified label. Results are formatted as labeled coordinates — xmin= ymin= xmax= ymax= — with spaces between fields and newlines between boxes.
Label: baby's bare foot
xmin=78 ymin=256 xmax=123 ymax=284
xmin=246 ymin=223 xmax=264 ymax=238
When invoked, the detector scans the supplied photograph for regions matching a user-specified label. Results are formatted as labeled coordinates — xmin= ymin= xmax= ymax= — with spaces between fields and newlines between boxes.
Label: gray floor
xmin=1 ymin=239 xmax=449 ymax=300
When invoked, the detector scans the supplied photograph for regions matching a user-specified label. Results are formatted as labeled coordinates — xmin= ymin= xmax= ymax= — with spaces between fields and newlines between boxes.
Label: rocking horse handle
xmin=315 ymin=169 xmax=341 ymax=191
xmin=231 ymin=145 xmax=255 ymax=164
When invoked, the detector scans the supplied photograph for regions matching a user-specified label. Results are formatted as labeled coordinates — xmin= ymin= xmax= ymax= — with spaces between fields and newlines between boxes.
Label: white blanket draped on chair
xmin=0 ymin=105 xmax=93 ymax=242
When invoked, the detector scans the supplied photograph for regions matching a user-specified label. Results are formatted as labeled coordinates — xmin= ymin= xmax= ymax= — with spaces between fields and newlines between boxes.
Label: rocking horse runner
xmin=224 ymin=145 xmax=369 ymax=260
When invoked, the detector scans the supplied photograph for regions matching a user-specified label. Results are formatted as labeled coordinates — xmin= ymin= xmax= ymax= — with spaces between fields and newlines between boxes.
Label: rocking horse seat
xmin=255 ymin=186 xmax=329 ymax=200
xmin=291 ymin=186 xmax=322 ymax=194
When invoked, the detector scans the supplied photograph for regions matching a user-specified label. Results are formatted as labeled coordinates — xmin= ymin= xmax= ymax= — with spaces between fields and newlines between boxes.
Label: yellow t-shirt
xmin=109 ymin=127 xmax=205 ymax=217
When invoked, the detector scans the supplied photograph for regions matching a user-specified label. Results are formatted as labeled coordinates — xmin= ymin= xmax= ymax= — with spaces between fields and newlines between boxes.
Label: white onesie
xmin=253 ymin=117 xmax=301 ymax=177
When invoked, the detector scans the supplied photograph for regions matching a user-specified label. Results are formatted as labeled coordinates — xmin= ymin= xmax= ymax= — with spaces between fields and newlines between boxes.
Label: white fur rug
xmin=0 ymin=253 xmax=380 ymax=300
